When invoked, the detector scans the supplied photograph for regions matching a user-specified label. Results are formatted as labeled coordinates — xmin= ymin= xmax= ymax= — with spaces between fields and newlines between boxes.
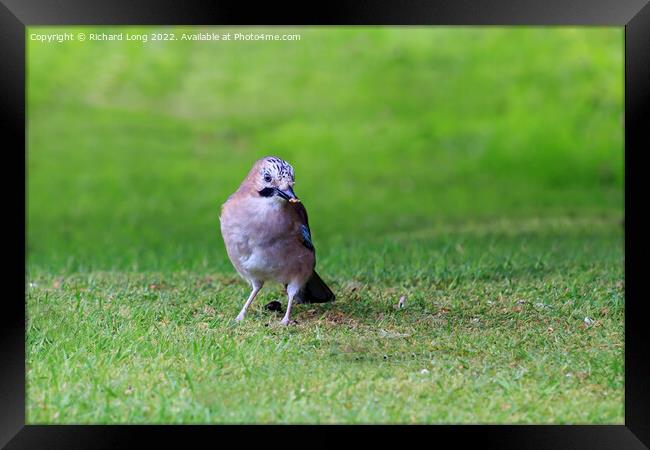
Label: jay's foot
xmin=279 ymin=318 xmax=297 ymax=326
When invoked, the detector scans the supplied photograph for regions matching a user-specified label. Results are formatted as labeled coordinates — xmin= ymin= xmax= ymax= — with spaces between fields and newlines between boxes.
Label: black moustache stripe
xmin=258 ymin=187 xmax=275 ymax=197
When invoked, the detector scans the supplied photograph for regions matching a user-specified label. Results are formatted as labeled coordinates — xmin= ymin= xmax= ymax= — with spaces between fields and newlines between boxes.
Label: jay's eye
xmin=263 ymin=174 xmax=272 ymax=183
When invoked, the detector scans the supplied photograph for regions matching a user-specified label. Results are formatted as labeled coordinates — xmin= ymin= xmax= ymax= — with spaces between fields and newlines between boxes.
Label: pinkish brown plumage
xmin=220 ymin=156 xmax=334 ymax=325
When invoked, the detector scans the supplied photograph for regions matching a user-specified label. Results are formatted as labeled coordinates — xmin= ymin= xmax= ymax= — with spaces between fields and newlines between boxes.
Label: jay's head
xmin=249 ymin=156 xmax=300 ymax=203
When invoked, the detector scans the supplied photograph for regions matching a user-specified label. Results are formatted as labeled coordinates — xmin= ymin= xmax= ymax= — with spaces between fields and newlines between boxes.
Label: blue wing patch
xmin=300 ymin=224 xmax=314 ymax=251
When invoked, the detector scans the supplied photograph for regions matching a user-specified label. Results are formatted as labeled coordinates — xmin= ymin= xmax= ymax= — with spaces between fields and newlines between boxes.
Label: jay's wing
xmin=292 ymin=202 xmax=314 ymax=252
xmin=290 ymin=201 xmax=336 ymax=303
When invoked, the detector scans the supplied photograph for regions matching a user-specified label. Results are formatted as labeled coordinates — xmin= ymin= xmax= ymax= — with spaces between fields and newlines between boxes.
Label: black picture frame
xmin=3 ymin=0 xmax=649 ymax=447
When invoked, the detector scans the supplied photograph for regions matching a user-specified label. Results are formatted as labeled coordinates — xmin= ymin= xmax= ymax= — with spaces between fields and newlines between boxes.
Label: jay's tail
xmin=295 ymin=271 xmax=335 ymax=304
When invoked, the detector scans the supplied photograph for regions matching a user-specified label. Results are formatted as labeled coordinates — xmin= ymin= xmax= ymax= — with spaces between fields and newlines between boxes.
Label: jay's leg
xmin=280 ymin=282 xmax=300 ymax=326
xmin=235 ymin=279 xmax=263 ymax=322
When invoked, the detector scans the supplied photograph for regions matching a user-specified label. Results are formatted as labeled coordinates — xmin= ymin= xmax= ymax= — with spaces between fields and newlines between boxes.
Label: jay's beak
xmin=275 ymin=186 xmax=300 ymax=203
xmin=258 ymin=186 xmax=300 ymax=203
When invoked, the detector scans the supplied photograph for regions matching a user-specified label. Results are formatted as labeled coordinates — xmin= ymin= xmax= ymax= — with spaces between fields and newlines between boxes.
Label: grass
xmin=26 ymin=26 xmax=624 ymax=423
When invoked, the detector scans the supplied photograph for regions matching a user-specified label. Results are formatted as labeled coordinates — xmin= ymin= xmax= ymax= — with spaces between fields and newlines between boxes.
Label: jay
xmin=220 ymin=156 xmax=335 ymax=325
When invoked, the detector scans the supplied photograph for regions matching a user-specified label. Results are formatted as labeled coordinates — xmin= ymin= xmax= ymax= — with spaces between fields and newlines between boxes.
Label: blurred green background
xmin=27 ymin=27 xmax=623 ymax=273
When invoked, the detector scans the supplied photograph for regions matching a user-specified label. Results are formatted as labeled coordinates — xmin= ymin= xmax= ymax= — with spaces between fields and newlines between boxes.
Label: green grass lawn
xmin=26 ymin=26 xmax=624 ymax=423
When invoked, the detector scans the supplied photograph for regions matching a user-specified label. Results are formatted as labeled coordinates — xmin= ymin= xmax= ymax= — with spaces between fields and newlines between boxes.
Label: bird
xmin=219 ymin=156 xmax=335 ymax=325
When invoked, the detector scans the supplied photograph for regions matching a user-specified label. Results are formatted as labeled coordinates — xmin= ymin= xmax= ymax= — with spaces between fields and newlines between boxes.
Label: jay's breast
xmin=220 ymin=198 xmax=314 ymax=283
